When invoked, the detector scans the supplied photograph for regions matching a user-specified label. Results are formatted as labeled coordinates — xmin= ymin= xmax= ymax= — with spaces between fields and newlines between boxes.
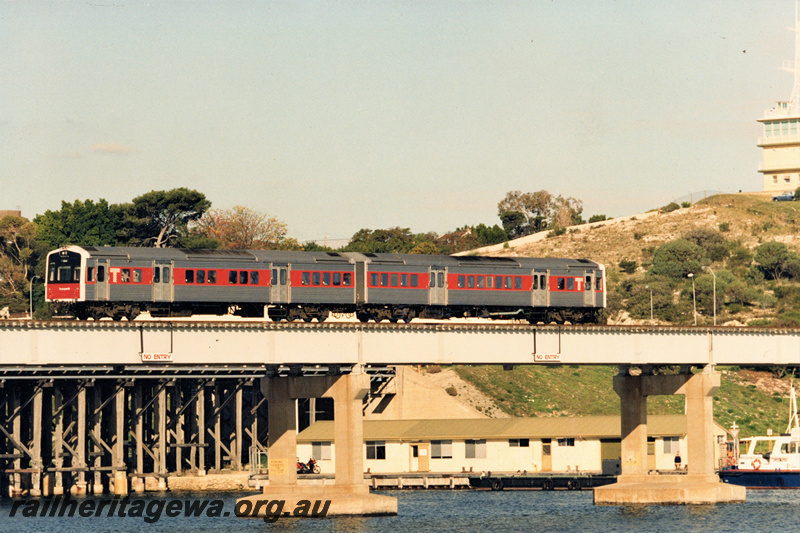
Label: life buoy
xmin=491 ymin=479 xmax=504 ymax=491
xmin=567 ymin=478 xmax=581 ymax=491
xmin=752 ymin=458 xmax=762 ymax=470
xmin=542 ymin=478 xmax=555 ymax=491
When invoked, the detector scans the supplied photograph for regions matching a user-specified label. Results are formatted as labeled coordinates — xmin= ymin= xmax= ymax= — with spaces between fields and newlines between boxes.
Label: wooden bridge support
xmin=594 ymin=365 xmax=746 ymax=505
xmin=0 ymin=376 xmax=268 ymax=497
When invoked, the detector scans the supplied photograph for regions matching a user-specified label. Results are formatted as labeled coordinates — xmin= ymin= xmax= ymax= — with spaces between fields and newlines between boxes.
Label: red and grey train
xmin=45 ymin=246 xmax=606 ymax=323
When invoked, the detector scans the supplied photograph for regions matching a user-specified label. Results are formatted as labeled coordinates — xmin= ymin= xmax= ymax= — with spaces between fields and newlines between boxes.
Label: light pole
xmin=646 ymin=284 xmax=653 ymax=321
xmin=688 ymin=273 xmax=696 ymax=326
xmin=703 ymin=266 xmax=716 ymax=326
xmin=29 ymin=275 xmax=40 ymax=319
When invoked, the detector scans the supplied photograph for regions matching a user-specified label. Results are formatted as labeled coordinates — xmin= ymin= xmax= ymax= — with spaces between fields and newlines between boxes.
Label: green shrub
xmin=619 ymin=260 xmax=638 ymax=274
xmin=719 ymin=222 xmax=730 ymax=232
xmin=445 ymin=386 xmax=458 ymax=396
xmin=661 ymin=202 xmax=681 ymax=213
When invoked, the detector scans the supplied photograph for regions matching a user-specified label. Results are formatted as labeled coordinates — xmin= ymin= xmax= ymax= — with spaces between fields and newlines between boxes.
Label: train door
xmin=271 ymin=264 xmax=290 ymax=303
xmin=583 ymin=270 xmax=595 ymax=307
xmin=152 ymin=261 xmax=172 ymax=302
xmin=532 ymin=270 xmax=548 ymax=307
xmin=428 ymin=267 xmax=447 ymax=306
xmin=95 ymin=259 xmax=110 ymax=301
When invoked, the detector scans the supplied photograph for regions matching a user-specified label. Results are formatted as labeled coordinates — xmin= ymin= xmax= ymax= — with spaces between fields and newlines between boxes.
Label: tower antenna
xmin=784 ymin=0 xmax=800 ymax=110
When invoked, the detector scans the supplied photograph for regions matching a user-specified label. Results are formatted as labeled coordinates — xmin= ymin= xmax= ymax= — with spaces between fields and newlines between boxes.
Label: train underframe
xmin=59 ymin=301 xmax=601 ymax=325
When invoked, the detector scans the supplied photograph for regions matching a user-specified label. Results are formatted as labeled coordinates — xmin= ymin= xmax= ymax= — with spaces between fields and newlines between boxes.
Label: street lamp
xmin=646 ymin=284 xmax=653 ymax=322
xmin=29 ymin=275 xmax=40 ymax=320
xmin=688 ymin=273 xmax=696 ymax=326
xmin=703 ymin=266 xmax=716 ymax=326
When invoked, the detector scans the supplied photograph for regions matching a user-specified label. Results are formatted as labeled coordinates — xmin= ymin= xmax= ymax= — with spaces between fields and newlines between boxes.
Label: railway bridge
xmin=2 ymin=320 xmax=798 ymax=512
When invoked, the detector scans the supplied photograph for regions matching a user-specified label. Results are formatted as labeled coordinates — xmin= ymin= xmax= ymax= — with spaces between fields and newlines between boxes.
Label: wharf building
xmin=760 ymin=5 xmax=800 ymax=192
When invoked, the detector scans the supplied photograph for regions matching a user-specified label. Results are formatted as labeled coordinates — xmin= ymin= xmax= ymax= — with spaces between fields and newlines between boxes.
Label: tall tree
xmin=128 ymin=188 xmax=211 ymax=248
xmin=0 ymin=215 xmax=38 ymax=310
xmin=192 ymin=206 xmax=299 ymax=249
xmin=34 ymin=199 xmax=125 ymax=248
xmin=497 ymin=190 xmax=552 ymax=234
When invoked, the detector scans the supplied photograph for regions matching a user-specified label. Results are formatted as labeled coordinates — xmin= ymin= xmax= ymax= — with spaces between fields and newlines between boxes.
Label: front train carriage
xmin=259 ymin=251 xmax=357 ymax=322
xmin=46 ymin=246 xmax=90 ymax=316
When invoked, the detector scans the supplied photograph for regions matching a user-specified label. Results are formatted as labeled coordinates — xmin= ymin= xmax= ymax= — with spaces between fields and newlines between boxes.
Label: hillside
xmin=438 ymin=192 xmax=800 ymax=438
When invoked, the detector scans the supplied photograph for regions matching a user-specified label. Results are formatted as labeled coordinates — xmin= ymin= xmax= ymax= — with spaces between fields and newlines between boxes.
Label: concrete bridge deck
xmin=1 ymin=320 xmax=799 ymax=367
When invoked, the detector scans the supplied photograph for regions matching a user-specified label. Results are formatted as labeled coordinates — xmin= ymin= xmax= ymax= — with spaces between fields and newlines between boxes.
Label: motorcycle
xmin=296 ymin=457 xmax=321 ymax=474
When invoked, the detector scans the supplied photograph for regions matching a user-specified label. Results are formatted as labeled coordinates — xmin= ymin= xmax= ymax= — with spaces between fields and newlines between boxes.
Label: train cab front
xmin=46 ymin=247 xmax=87 ymax=311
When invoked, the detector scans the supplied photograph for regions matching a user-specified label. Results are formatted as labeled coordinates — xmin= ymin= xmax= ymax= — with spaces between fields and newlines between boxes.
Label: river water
xmin=0 ymin=489 xmax=797 ymax=532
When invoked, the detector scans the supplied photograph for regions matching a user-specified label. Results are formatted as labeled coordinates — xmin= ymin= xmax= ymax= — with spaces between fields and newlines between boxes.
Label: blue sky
xmin=1 ymin=1 xmax=795 ymax=243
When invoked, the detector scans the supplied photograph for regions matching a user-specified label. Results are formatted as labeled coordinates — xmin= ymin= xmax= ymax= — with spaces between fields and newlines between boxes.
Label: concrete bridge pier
xmin=237 ymin=369 xmax=397 ymax=518
xmin=594 ymin=365 xmax=745 ymax=505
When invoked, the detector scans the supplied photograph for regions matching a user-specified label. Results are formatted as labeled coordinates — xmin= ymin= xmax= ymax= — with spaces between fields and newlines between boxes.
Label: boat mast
xmin=787 ymin=385 xmax=800 ymax=434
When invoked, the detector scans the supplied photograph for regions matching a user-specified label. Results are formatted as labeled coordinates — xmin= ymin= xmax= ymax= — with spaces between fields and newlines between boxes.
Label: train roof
xmin=58 ymin=246 xmax=600 ymax=270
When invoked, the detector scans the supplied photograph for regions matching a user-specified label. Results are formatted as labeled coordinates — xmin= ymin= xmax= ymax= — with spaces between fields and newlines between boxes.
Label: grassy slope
xmin=453 ymin=365 xmax=793 ymax=438
xmin=452 ymin=193 xmax=800 ymax=438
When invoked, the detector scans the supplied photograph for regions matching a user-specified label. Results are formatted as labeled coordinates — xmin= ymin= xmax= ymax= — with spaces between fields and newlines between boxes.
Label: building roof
xmin=297 ymin=416 xmax=726 ymax=442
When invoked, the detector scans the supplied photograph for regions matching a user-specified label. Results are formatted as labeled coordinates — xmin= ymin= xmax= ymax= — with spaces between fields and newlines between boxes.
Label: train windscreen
xmin=48 ymin=250 xmax=82 ymax=284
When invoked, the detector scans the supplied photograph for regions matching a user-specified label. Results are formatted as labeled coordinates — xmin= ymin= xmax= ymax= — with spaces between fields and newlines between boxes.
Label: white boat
xmin=720 ymin=386 xmax=800 ymax=488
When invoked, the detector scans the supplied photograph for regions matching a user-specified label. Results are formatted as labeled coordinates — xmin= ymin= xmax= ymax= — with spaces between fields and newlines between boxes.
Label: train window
xmin=477 ymin=276 xmax=485 ymax=288
xmin=97 ymin=266 xmax=106 ymax=283
xmin=391 ymin=274 xmax=398 ymax=287
xmin=505 ymin=277 xmax=512 ymax=289
xmin=487 ymin=276 xmax=493 ymax=289
xmin=240 ymin=271 xmax=249 ymax=284
xmin=197 ymin=270 xmax=206 ymax=284
xmin=251 ymin=271 xmax=259 ymax=285
xmin=429 ymin=274 xmax=436 ymax=288
xmin=567 ymin=278 xmax=574 ymax=290
xmin=163 ymin=268 xmax=170 ymax=283
xmin=457 ymin=275 xmax=465 ymax=288
xmin=410 ymin=274 xmax=418 ymax=287
xmin=400 ymin=274 xmax=408 ymax=287
xmin=302 ymin=272 xmax=310 ymax=286
xmin=272 ymin=269 xmax=278 ymax=285
xmin=133 ymin=269 xmax=142 ymax=283
xmin=515 ymin=277 xmax=522 ymax=290
xmin=333 ymin=272 xmax=341 ymax=286
xmin=208 ymin=270 xmax=216 ymax=284
xmin=533 ymin=276 xmax=538 ymax=290
xmin=122 ymin=269 xmax=131 ymax=283
xmin=229 ymin=271 xmax=238 ymax=284
xmin=154 ymin=267 xmax=160 ymax=283
xmin=371 ymin=273 xmax=379 ymax=286
xmin=343 ymin=273 xmax=352 ymax=286
xmin=495 ymin=276 xmax=503 ymax=289
xmin=596 ymin=275 xmax=602 ymax=291
xmin=380 ymin=273 xmax=389 ymax=287
xmin=540 ymin=275 xmax=546 ymax=288
xmin=185 ymin=270 xmax=194 ymax=284
xmin=585 ymin=276 xmax=591 ymax=291
xmin=467 ymin=276 xmax=475 ymax=289
xmin=74 ymin=268 xmax=81 ymax=282
xmin=312 ymin=272 xmax=321 ymax=286
xmin=323 ymin=272 xmax=330 ymax=286
xmin=438 ymin=272 xmax=445 ymax=287
xmin=280 ymin=270 xmax=287 ymax=285
xmin=557 ymin=277 xmax=565 ymax=290
xmin=87 ymin=267 xmax=95 ymax=283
